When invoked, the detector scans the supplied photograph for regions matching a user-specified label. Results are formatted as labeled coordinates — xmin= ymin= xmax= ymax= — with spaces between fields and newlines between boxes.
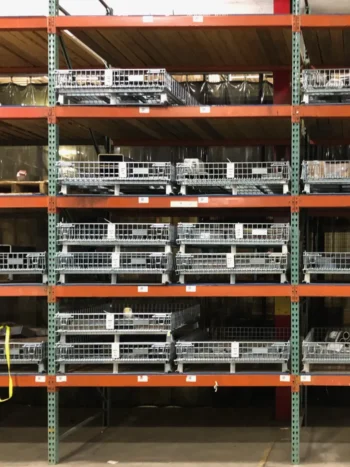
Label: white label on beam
xmin=35 ymin=376 xmax=46 ymax=383
xmin=200 ymin=106 xmax=211 ymax=114
xmin=138 ymin=286 xmax=149 ymax=293
xmin=186 ymin=375 xmax=197 ymax=382
xmin=138 ymin=197 xmax=149 ymax=204
xmin=280 ymin=375 xmax=290 ymax=382
xmin=301 ymin=375 xmax=311 ymax=382
xmin=139 ymin=107 xmax=150 ymax=113
xmin=193 ymin=15 xmax=203 ymax=22
xmin=198 ymin=197 xmax=208 ymax=204
xmin=170 ymin=201 xmax=198 ymax=208
xmin=56 ymin=376 xmax=67 ymax=383
xmin=186 ymin=286 xmax=196 ymax=293
xmin=138 ymin=375 xmax=148 ymax=382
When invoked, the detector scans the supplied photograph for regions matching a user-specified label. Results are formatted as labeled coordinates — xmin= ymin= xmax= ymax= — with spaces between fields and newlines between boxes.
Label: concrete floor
xmin=2 ymin=407 xmax=350 ymax=466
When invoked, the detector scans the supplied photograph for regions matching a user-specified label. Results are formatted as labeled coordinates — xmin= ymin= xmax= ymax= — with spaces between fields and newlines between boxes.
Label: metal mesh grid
xmin=176 ymin=253 xmax=289 ymax=274
xmin=0 ymin=253 xmax=46 ymax=273
xmin=57 ymin=161 xmax=175 ymax=185
xmin=55 ymin=252 xmax=173 ymax=274
xmin=303 ymin=252 xmax=350 ymax=273
xmin=57 ymin=223 xmax=175 ymax=246
xmin=56 ymin=342 xmax=171 ymax=363
xmin=213 ymin=327 xmax=291 ymax=341
xmin=56 ymin=303 xmax=200 ymax=334
xmin=176 ymin=162 xmax=290 ymax=185
xmin=0 ymin=342 xmax=46 ymax=364
xmin=303 ymin=328 xmax=350 ymax=364
xmin=55 ymin=69 xmax=197 ymax=106
xmin=177 ymin=223 xmax=290 ymax=245
xmin=301 ymin=161 xmax=350 ymax=183
xmin=303 ymin=69 xmax=350 ymax=93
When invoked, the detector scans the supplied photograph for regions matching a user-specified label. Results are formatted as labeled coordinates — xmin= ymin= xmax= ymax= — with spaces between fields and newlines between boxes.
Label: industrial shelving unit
xmin=2 ymin=1 xmax=350 ymax=465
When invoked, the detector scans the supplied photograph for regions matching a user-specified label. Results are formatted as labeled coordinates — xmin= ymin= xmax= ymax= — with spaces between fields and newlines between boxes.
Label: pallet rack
xmin=3 ymin=1 xmax=350 ymax=465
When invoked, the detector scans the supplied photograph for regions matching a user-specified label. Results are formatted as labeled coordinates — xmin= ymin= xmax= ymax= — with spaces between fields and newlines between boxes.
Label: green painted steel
xmin=48 ymin=0 xmax=59 ymax=464
xmin=291 ymin=0 xmax=301 ymax=464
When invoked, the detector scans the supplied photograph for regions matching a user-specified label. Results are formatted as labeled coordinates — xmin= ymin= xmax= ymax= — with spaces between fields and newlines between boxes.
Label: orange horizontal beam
xmin=55 ymin=105 xmax=291 ymax=119
xmin=115 ymin=139 xmax=291 ymax=147
xmin=55 ymin=284 xmax=292 ymax=298
xmin=298 ymin=105 xmax=350 ymax=118
xmin=0 ymin=196 xmax=47 ymax=209
xmin=55 ymin=373 xmax=291 ymax=388
xmin=301 ymin=15 xmax=350 ymax=28
xmin=56 ymin=15 xmax=292 ymax=30
xmin=0 ymin=107 xmax=47 ymax=119
xmin=0 ymin=285 xmax=47 ymax=297
xmin=299 ymin=284 xmax=350 ymax=298
xmin=57 ymin=196 xmax=292 ymax=210
xmin=0 ymin=374 xmax=47 ymax=388
xmin=301 ymin=375 xmax=350 ymax=386
xmin=299 ymin=195 xmax=350 ymax=209
xmin=0 ymin=16 xmax=47 ymax=31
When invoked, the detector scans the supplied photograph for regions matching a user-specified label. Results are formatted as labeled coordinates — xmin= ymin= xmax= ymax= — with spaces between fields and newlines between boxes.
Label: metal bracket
xmin=48 ymin=286 xmax=57 ymax=304
xmin=48 ymin=196 xmax=57 ymax=214
xmin=292 ymin=375 xmax=300 ymax=393
xmin=47 ymin=375 xmax=57 ymax=392
xmin=291 ymin=286 xmax=299 ymax=303
xmin=291 ymin=196 xmax=300 ymax=213
xmin=47 ymin=16 xmax=57 ymax=34
xmin=48 ymin=107 xmax=57 ymax=125
xmin=292 ymin=107 xmax=300 ymax=123
xmin=292 ymin=15 xmax=301 ymax=33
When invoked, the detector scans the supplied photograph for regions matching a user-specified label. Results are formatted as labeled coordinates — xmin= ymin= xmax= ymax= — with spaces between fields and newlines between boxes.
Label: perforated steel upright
xmin=48 ymin=0 xmax=59 ymax=463
xmin=291 ymin=0 xmax=301 ymax=464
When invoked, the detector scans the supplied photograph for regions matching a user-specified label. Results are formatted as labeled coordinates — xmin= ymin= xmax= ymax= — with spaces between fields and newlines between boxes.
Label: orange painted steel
xmin=299 ymin=195 xmax=350 ymax=209
xmin=0 ymin=107 xmax=48 ymax=119
xmin=56 ymin=196 xmax=292 ymax=210
xmin=55 ymin=284 xmax=292 ymax=298
xmin=0 ymin=196 xmax=48 ymax=209
xmin=55 ymin=374 xmax=291 ymax=388
xmin=0 ymin=16 xmax=47 ymax=30
xmin=0 ymin=374 xmax=47 ymax=387
xmin=298 ymin=105 xmax=350 ymax=118
xmin=301 ymin=15 xmax=350 ymax=28
xmin=55 ymin=105 xmax=291 ymax=119
xmin=0 ymin=286 xmax=47 ymax=297
xmin=301 ymin=375 xmax=350 ymax=386
xmin=56 ymin=15 xmax=292 ymax=30
xmin=299 ymin=285 xmax=350 ymax=298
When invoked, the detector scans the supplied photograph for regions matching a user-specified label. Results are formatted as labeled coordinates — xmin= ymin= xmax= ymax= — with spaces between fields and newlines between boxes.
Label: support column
xmin=48 ymin=1 xmax=59 ymax=464
xmin=291 ymin=0 xmax=301 ymax=463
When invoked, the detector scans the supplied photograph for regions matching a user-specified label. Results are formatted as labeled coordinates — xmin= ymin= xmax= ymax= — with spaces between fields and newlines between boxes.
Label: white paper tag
xmin=301 ymin=375 xmax=311 ymax=382
xmin=143 ymin=16 xmax=153 ymax=22
xmin=227 ymin=163 xmax=235 ymax=179
xmin=111 ymin=252 xmax=120 ymax=268
xmin=107 ymin=223 xmax=116 ymax=240
xmin=186 ymin=375 xmax=197 ymax=382
xmin=170 ymin=201 xmax=198 ymax=208
xmin=252 ymin=229 xmax=268 ymax=236
xmin=118 ymin=162 xmax=127 ymax=178
xmin=235 ymin=224 xmax=243 ymax=239
xmin=200 ymin=106 xmax=210 ymax=114
xmin=138 ymin=375 xmax=148 ymax=382
xmin=105 ymin=69 xmax=113 ymax=87
xmin=112 ymin=343 xmax=119 ymax=360
xmin=56 ymin=375 xmax=67 ymax=383
xmin=193 ymin=15 xmax=203 ymax=22
xmin=252 ymin=168 xmax=268 ymax=175
xmin=139 ymin=107 xmax=150 ymax=113
xmin=280 ymin=375 xmax=290 ymax=382
xmin=198 ymin=197 xmax=208 ymax=204
xmin=186 ymin=285 xmax=196 ymax=292
xmin=138 ymin=197 xmax=149 ymax=204
xmin=106 ymin=313 xmax=115 ymax=330
xmin=129 ymin=75 xmax=144 ymax=82
xmin=227 ymin=253 xmax=235 ymax=268
xmin=231 ymin=342 xmax=239 ymax=358
xmin=138 ymin=286 xmax=149 ymax=293
xmin=35 ymin=375 xmax=46 ymax=383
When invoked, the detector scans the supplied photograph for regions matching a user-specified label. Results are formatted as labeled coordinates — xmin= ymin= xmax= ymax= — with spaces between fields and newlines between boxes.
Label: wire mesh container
xmin=303 ymin=252 xmax=350 ymax=274
xmin=303 ymin=328 xmax=350 ymax=369
xmin=176 ymin=253 xmax=289 ymax=274
xmin=302 ymin=161 xmax=350 ymax=190
xmin=0 ymin=342 xmax=46 ymax=372
xmin=55 ymin=69 xmax=197 ymax=106
xmin=302 ymin=69 xmax=350 ymax=103
xmin=176 ymin=161 xmax=290 ymax=186
xmin=177 ymin=223 xmax=290 ymax=246
xmin=56 ymin=302 xmax=200 ymax=335
xmin=57 ymin=222 xmax=175 ymax=246
xmin=175 ymin=327 xmax=290 ymax=371
xmin=55 ymin=252 xmax=173 ymax=274
xmin=57 ymin=161 xmax=175 ymax=185
xmin=0 ymin=252 xmax=46 ymax=274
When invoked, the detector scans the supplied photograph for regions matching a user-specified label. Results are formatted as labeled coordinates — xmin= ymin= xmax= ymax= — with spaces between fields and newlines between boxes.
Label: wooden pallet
xmin=0 ymin=180 xmax=48 ymax=195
